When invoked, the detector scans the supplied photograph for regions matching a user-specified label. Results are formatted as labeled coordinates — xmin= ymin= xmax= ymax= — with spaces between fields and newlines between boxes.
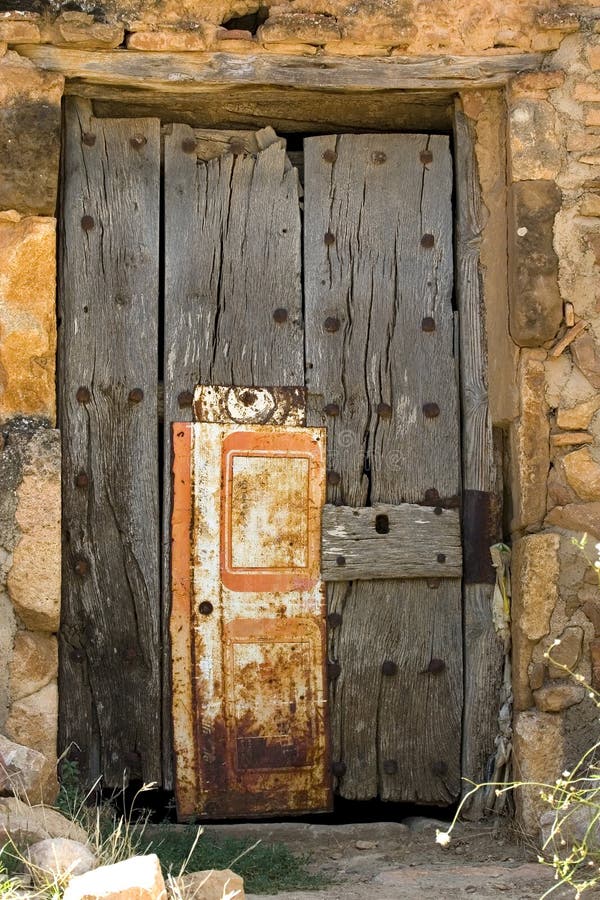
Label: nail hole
xmin=375 ymin=514 xmax=390 ymax=534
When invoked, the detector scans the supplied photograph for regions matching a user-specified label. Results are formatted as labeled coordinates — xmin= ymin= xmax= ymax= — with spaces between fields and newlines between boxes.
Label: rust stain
xmin=194 ymin=384 xmax=307 ymax=426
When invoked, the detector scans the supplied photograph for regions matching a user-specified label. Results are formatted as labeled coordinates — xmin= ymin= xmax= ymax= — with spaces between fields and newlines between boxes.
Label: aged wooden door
xmin=60 ymin=101 xmax=462 ymax=813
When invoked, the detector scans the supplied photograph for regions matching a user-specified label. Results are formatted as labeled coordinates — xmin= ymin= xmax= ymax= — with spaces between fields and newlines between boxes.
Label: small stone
xmin=509 ymin=71 xmax=565 ymax=98
xmin=9 ymin=632 xmax=58 ymax=702
xmin=563 ymin=447 xmax=600 ymax=501
xmin=583 ymin=599 xmax=600 ymax=635
xmin=127 ymin=29 xmax=212 ymax=51
xmin=546 ymin=502 xmax=600 ymax=539
xmin=550 ymin=432 xmax=593 ymax=447
xmin=557 ymin=395 xmax=600 ymax=429
xmin=574 ymin=83 xmax=600 ymax=102
xmin=355 ymin=840 xmax=378 ymax=850
xmin=174 ymin=869 xmax=245 ymax=900
xmin=63 ymin=855 xmax=167 ymax=900
xmin=5 ymin=682 xmax=57 ymax=768
xmin=0 ymin=797 xmax=87 ymax=847
xmin=0 ymin=21 xmax=40 ymax=42
xmin=258 ymin=13 xmax=342 ymax=44
xmin=513 ymin=711 xmax=565 ymax=834
xmin=0 ymin=734 xmax=46 ymax=799
xmin=509 ymin=100 xmax=562 ymax=181
xmin=572 ymin=331 xmax=600 ymax=389
xmin=510 ymin=352 xmax=549 ymax=532
xmin=533 ymin=682 xmax=585 ymax=712
xmin=547 ymin=626 xmax=583 ymax=678
xmin=27 ymin=839 xmax=97 ymax=886
xmin=528 ymin=662 xmax=545 ymax=691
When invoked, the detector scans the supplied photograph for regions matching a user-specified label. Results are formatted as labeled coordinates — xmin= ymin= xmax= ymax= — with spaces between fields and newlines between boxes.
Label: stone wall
xmin=1 ymin=0 xmax=600 ymax=828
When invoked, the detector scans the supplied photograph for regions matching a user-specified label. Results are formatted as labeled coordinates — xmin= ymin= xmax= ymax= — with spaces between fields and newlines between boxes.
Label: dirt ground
xmin=205 ymin=817 xmax=579 ymax=899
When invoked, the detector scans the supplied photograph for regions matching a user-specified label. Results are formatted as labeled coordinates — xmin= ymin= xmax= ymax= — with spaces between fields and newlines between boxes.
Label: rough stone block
xmin=510 ymin=351 xmax=550 ymax=532
xmin=533 ymin=682 xmax=585 ymax=712
xmin=0 ymin=56 xmax=63 ymax=216
xmin=547 ymin=625 xmax=584 ymax=678
xmin=513 ymin=710 xmax=565 ymax=835
xmin=27 ymin=838 xmax=98 ymax=885
xmin=557 ymin=395 xmax=600 ymax=429
xmin=509 ymin=100 xmax=562 ymax=181
xmin=508 ymin=180 xmax=562 ymax=347
xmin=5 ymin=682 xmax=57 ymax=763
xmin=40 ymin=14 xmax=124 ymax=49
xmin=0 ymin=213 xmax=56 ymax=422
xmin=546 ymin=501 xmax=600 ymax=538
xmin=258 ymin=14 xmax=342 ymax=44
xmin=127 ymin=27 xmax=212 ymax=51
xmin=9 ymin=631 xmax=58 ymax=702
xmin=174 ymin=869 xmax=245 ymax=900
xmin=0 ymin=733 xmax=46 ymax=799
xmin=563 ymin=447 xmax=600 ymax=501
xmin=572 ymin=331 xmax=600 ymax=390
xmin=0 ymin=21 xmax=40 ymax=42
xmin=0 ymin=797 xmax=87 ymax=848
xmin=511 ymin=533 xmax=560 ymax=711
xmin=63 ymin=854 xmax=167 ymax=900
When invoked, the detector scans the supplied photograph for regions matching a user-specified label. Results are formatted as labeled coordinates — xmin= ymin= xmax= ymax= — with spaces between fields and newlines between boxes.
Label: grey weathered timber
xmin=322 ymin=504 xmax=461 ymax=581
xmin=162 ymin=124 xmax=303 ymax=788
xmin=17 ymin=45 xmax=543 ymax=93
xmin=305 ymin=133 xmax=462 ymax=803
xmin=454 ymin=101 xmax=504 ymax=816
xmin=59 ymin=99 xmax=161 ymax=786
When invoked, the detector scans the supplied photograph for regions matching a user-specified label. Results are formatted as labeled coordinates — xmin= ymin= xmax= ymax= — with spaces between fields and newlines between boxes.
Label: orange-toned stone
xmin=127 ymin=28 xmax=213 ymax=51
xmin=585 ymin=107 xmax=600 ymax=127
xmin=258 ymin=13 xmax=342 ymax=44
xmin=40 ymin=14 xmax=124 ymax=49
xmin=0 ymin=214 xmax=56 ymax=423
xmin=574 ymin=83 xmax=600 ymax=102
xmin=509 ymin=71 xmax=565 ymax=99
xmin=0 ymin=21 xmax=40 ymax=42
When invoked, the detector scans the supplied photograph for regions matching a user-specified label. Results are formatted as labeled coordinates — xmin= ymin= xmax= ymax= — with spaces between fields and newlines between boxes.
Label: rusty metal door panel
xmin=171 ymin=421 xmax=331 ymax=819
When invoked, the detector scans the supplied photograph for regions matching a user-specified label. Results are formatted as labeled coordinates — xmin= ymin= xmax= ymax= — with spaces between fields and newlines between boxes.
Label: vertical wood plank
xmin=454 ymin=101 xmax=504 ymax=816
xmin=163 ymin=125 xmax=304 ymax=790
xmin=59 ymin=99 xmax=161 ymax=786
xmin=305 ymin=134 xmax=462 ymax=803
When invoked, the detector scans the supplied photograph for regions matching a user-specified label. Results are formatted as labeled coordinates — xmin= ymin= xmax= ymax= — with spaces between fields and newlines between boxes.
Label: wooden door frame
xmin=48 ymin=48 xmax=524 ymax=802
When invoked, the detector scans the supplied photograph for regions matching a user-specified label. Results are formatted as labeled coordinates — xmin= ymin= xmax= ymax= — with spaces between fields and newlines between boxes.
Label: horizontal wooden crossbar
xmin=321 ymin=502 xmax=462 ymax=582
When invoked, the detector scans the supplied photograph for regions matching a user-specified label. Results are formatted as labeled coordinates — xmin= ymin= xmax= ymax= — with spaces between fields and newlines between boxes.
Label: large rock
xmin=174 ymin=869 xmax=245 ymax=900
xmin=9 ymin=631 xmax=58 ymax=702
xmin=0 ymin=734 xmax=46 ymax=799
xmin=27 ymin=838 xmax=98 ymax=886
xmin=0 ymin=797 xmax=87 ymax=847
xmin=63 ymin=854 xmax=167 ymax=900
xmin=547 ymin=625 xmax=584 ymax=678
xmin=508 ymin=180 xmax=562 ymax=347
xmin=5 ymin=682 xmax=58 ymax=803
xmin=541 ymin=804 xmax=600 ymax=854
xmin=0 ymin=212 xmax=57 ymax=424
xmin=510 ymin=350 xmax=549 ymax=532
xmin=513 ymin=710 xmax=565 ymax=836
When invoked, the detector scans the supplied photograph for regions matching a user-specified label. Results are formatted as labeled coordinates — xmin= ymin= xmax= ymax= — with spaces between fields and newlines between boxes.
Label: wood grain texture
xmin=322 ymin=503 xmax=461 ymax=581
xmin=18 ymin=45 xmax=542 ymax=93
xmin=59 ymin=98 xmax=161 ymax=786
xmin=454 ymin=101 xmax=504 ymax=815
xmin=305 ymin=133 xmax=462 ymax=803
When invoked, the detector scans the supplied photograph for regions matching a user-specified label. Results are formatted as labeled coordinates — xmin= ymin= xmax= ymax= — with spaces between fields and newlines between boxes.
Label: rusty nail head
xmin=75 ymin=471 xmax=89 ymax=488
xmin=371 ymin=151 xmax=387 ymax=164
xmin=382 ymin=660 xmax=398 ymax=676
xmin=332 ymin=761 xmax=347 ymax=777
xmin=130 ymin=134 xmax=147 ymax=150
xmin=324 ymin=231 xmax=336 ymax=246
xmin=324 ymin=402 xmax=340 ymax=416
xmin=336 ymin=555 xmax=346 ymax=567
xmin=177 ymin=390 xmax=194 ymax=408
xmin=181 ymin=137 xmax=197 ymax=154
xmin=377 ymin=402 xmax=392 ymax=419
xmin=427 ymin=658 xmax=446 ymax=675
xmin=437 ymin=553 xmax=446 ymax=564
xmin=229 ymin=139 xmax=245 ymax=155
xmin=434 ymin=506 xmax=443 ymax=516
xmin=424 ymin=488 xmax=440 ymax=503
xmin=431 ymin=760 xmax=448 ymax=776
xmin=82 ymin=132 xmax=96 ymax=147
xmin=420 ymin=150 xmax=433 ymax=165
xmin=327 ymin=470 xmax=341 ymax=486
xmin=76 ymin=386 xmax=91 ymax=404
xmin=328 ymin=611 xmax=343 ymax=628
xmin=422 ymin=316 xmax=436 ymax=332
xmin=273 ymin=308 xmax=288 ymax=323
xmin=324 ymin=316 xmax=340 ymax=333
xmin=421 ymin=233 xmax=435 ymax=248
xmin=383 ymin=759 xmax=398 ymax=775
xmin=323 ymin=149 xmax=337 ymax=163
xmin=427 ymin=578 xmax=441 ymax=589
xmin=328 ymin=661 xmax=341 ymax=680
xmin=423 ymin=402 xmax=440 ymax=418
xmin=81 ymin=215 xmax=95 ymax=232
xmin=74 ymin=558 xmax=89 ymax=577
xmin=199 ymin=601 xmax=214 ymax=616
xmin=128 ymin=388 xmax=144 ymax=404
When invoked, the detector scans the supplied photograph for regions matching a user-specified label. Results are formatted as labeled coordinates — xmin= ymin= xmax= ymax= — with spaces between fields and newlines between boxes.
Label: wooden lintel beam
xmin=15 ymin=45 xmax=543 ymax=94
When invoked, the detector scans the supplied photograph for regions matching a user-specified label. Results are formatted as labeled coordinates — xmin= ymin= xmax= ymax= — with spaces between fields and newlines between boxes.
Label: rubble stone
xmin=0 ymin=734 xmax=46 ymax=799
xmin=174 ymin=869 xmax=245 ymax=900
xmin=0 ymin=797 xmax=87 ymax=847
xmin=63 ymin=854 xmax=167 ymax=900
xmin=27 ymin=838 xmax=98 ymax=886
xmin=563 ymin=447 xmax=600 ymax=501
xmin=557 ymin=395 xmax=600 ymax=429
xmin=513 ymin=711 xmax=564 ymax=835
xmin=9 ymin=631 xmax=58 ymax=702
xmin=533 ymin=682 xmax=585 ymax=712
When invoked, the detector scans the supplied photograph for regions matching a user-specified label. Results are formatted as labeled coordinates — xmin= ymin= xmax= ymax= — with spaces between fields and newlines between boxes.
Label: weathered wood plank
xmin=162 ymin=123 xmax=303 ymax=790
xmin=305 ymin=133 xmax=462 ymax=804
xmin=59 ymin=99 xmax=161 ymax=786
xmin=322 ymin=503 xmax=461 ymax=581
xmin=18 ymin=46 xmax=543 ymax=93
xmin=454 ymin=100 xmax=504 ymax=816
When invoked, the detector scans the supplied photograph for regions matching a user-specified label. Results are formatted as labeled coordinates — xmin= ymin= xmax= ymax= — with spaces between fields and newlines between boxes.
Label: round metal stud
xmin=199 ymin=601 xmax=214 ymax=616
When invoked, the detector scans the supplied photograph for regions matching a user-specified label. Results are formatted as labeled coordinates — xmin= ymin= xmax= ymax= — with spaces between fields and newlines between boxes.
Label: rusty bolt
xmin=382 ymin=660 xmax=398 ymax=676
xmin=229 ymin=139 xmax=245 ymax=156
xmin=427 ymin=578 xmax=441 ymax=589
xmin=423 ymin=402 xmax=440 ymax=418
xmin=324 ymin=402 xmax=340 ymax=417
xmin=328 ymin=611 xmax=343 ymax=628
xmin=421 ymin=233 xmax=435 ymax=248
xmin=181 ymin=137 xmax=197 ymax=154
xmin=434 ymin=506 xmax=443 ymax=516
xmin=323 ymin=149 xmax=337 ymax=163
xmin=420 ymin=149 xmax=433 ymax=165
xmin=76 ymin=386 xmax=91 ymax=404
xmin=75 ymin=471 xmax=89 ymax=489
xmin=130 ymin=134 xmax=147 ymax=150
xmin=377 ymin=402 xmax=392 ymax=419
xmin=128 ymin=388 xmax=144 ymax=404
xmin=422 ymin=316 xmax=436 ymax=332
xmin=431 ymin=760 xmax=448 ymax=777
xmin=328 ymin=661 xmax=341 ymax=680
xmin=437 ymin=553 xmax=446 ymax=564
xmin=324 ymin=231 xmax=336 ymax=246
xmin=177 ymin=390 xmax=194 ymax=408
xmin=371 ymin=151 xmax=387 ymax=164
xmin=332 ymin=761 xmax=347 ymax=777
xmin=383 ymin=759 xmax=398 ymax=775
xmin=82 ymin=132 xmax=96 ymax=147
xmin=425 ymin=658 xmax=446 ymax=675
xmin=327 ymin=470 xmax=341 ymax=486
xmin=424 ymin=488 xmax=440 ymax=503
xmin=74 ymin=558 xmax=89 ymax=577
xmin=273 ymin=308 xmax=288 ymax=323
xmin=336 ymin=555 xmax=346 ymax=567
xmin=324 ymin=316 xmax=341 ymax=333
xmin=81 ymin=215 xmax=95 ymax=232
xmin=199 ymin=601 xmax=214 ymax=616
xmin=375 ymin=513 xmax=390 ymax=534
